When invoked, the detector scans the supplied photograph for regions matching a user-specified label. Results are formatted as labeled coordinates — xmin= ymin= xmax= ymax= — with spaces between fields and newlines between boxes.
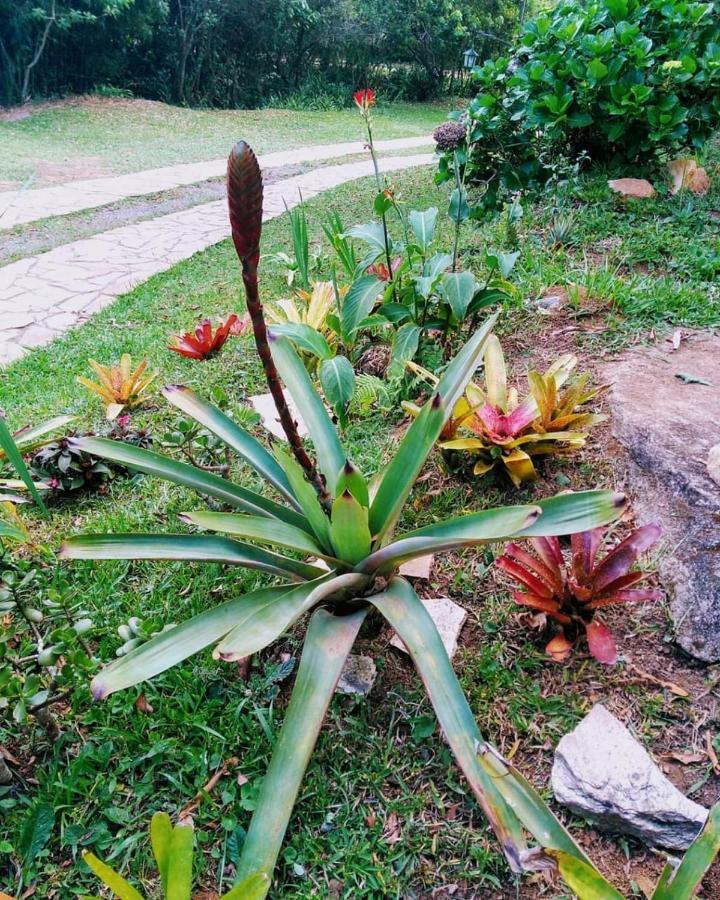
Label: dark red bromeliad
xmin=496 ymin=523 xmax=663 ymax=664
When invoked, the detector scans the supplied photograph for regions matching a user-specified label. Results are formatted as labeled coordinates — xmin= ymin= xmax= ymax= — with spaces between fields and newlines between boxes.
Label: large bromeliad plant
xmin=60 ymin=143 xmax=716 ymax=898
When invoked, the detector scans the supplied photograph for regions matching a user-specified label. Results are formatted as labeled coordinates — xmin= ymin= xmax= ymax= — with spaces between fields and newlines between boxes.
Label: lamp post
xmin=462 ymin=47 xmax=478 ymax=70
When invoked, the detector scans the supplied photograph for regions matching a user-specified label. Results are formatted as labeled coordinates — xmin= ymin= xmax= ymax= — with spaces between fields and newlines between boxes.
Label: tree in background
xmin=0 ymin=0 xmax=519 ymax=108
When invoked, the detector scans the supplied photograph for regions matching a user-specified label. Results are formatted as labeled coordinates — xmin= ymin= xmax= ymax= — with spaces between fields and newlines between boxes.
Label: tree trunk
xmin=21 ymin=0 xmax=56 ymax=103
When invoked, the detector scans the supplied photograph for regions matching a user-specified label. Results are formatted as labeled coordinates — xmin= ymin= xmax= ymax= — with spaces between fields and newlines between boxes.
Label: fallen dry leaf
xmin=662 ymin=750 xmax=706 ymax=765
xmin=628 ymin=665 xmax=689 ymax=697
xmin=381 ymin=812 xmax=402 ymax=845
xmin=135 ymin=693 xmax=154 ymax=714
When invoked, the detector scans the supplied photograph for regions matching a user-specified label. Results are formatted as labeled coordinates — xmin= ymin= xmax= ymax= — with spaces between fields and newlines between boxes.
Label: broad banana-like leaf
xmin=652 ymin=803 xmax=720 ymax=899
xmin=81 ymin=852 xmax=144 ymax=900
xmin=162 ymin=385 xmax=298 ymax=508
xmin=548 ymin=852 xmax=624 ymax=899
xmin=269 ymin=334 xmax=345 ymax=493
xmin=59 ymin=533 xmax=323 ymax=581
xmin=370 ymin=577 xmax=527 ymax=871
xmin=214 ymin=572 xmax=369 ymax=661
xmin=90 ymin=584 xmax=296 ymax=698
xmin=0 ymin=415 xmax=47 ymax=513
xmin=371 ymin=577 xmax=599 ymax=875
xmin=70 ymin=437 xmax=307 ymax=529
xmin=369 ymin=314 xmax=497 ymax=542
xmin=223 ymin=872 xmax=271 ymax=900
xmin=358 ymin=504 xmax=540 ymax=573
xmin=514 ymin=490 xmax=627 ymax=537
xmin=166 ymin=821 xmax=193 ymax=900
xmin=273 ymin=445 xmax=332 ymax=550
xmin=330 ymin=491 xmax=371 ymax=563
xmin=235 ymin=607 xmax=366 ymax=894
xmin=150 ymin=812 xmax=172 ymax=894
xmin=179 ymin=512 xmax=335 ymax=561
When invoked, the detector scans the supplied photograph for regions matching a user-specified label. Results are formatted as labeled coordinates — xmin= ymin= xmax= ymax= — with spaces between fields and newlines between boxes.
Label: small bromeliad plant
xmin=59 ymin=142 xmax=712 ymax=898
xmin=497 ymin=523 xmax=663 ymax=664
xmin=83 ymin=812 xmax=268 ymax=899
xmin=406 ymin=335 xmax=604 ymax=485
xmin=169 ymin=314 xmax=240 ymax=360
xmin=77 ymin=355 xmax=157 ymax=420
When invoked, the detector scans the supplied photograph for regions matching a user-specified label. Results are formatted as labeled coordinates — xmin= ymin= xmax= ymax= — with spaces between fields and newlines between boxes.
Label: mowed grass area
xmin=1 ymin=158 xmax=719 ymax=898
xmin=0 ymin=96 xmax=444 ymax=188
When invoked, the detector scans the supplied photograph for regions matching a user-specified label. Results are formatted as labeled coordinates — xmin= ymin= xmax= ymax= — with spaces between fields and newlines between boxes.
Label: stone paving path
xmin=0 ymin=136 xmax=432 ymax=229
xmin=0 ymin=152 xmax=433 ymax=365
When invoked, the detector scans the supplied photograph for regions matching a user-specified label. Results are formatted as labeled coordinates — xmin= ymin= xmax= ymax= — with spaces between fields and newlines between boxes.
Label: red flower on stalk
xmin=496 ymin=523 xmax=663 ymax=665
xmin=353 ymin=88 xmax=376 ymax=113
xmin=367 ymin=256 xmax=402 ymax=282
xmin=169 ymin=314 xmax=238 ymax=360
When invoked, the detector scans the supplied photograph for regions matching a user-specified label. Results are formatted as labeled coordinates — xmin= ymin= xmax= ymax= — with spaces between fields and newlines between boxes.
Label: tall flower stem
xmin=227 ymin=141 xmax=331 ymax=510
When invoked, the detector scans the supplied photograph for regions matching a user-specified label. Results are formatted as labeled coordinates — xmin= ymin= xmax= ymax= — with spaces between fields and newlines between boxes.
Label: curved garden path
xmin=0 ymin=148 xmax=434 ymax=365
xmin=0 ymin=136 xmax=431 ymax=229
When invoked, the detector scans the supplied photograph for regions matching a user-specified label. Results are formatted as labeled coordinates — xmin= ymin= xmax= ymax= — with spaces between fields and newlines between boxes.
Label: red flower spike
xmin=227 ymin=141 xmax=263 ymax=272
xmin=169 ymin=314 xmax=238 ymax=360
xmin=367 ymin=256 xmax=402 ymax=282
xmin=584 ymin=619 xmax=617 ymax=664
xmin=353 ymin=88 xmax=376 ymax=112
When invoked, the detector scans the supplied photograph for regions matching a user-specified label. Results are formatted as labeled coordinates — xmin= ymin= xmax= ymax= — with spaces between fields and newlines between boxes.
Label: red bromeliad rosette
xmin=169 ymin=314 xmax=239 ymax=360
xmin=496 ymin=523 xmax=663 ymax=664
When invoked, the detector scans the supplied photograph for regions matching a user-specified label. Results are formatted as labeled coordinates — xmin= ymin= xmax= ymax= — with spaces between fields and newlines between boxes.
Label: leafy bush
xmin=438 ymin=0 xmax=720 ymax=205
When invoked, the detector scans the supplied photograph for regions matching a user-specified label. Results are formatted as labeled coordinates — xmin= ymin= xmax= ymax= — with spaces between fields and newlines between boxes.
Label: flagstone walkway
xmin=0 ymin=152 xmax=434 ymax=366
xmin=0 ymin=136 xmax=432 ymax=229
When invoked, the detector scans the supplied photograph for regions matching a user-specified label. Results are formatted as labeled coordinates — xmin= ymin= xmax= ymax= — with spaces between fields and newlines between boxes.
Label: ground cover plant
xmin=1 ymin=128 xmax=720 ymax=897
xmin=436 ymin=0 xmax=720 ymax=206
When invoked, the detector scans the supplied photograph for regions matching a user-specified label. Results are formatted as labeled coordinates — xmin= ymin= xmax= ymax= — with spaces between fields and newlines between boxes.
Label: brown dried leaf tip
xmin=227 ymin=140 xmax=264 ymax=271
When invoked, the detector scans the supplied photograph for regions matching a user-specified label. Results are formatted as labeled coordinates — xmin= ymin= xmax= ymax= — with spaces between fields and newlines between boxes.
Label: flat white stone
xmin=552 ymin=705 xmax=707 ymax=850
xmin=708 ymin=444 xmax=720 ymax=488
xmin=391 ymin=596 xmax=467 ymax=660
xmin=249 ymin=390 xmax=308 ymax=440
xmin=336 ymin=654 xmax=377 ymax=696
xmin=398 ymin=554 xmax=434 ymax=580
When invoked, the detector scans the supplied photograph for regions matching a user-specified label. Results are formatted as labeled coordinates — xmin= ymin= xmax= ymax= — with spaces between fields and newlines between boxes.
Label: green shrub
xmin=438 ymin=0 xmax=720 ymax=205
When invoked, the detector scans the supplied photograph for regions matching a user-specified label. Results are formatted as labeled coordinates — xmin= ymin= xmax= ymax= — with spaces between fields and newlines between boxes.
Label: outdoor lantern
xmin=463 ymin=47 xmax=478 ymax=69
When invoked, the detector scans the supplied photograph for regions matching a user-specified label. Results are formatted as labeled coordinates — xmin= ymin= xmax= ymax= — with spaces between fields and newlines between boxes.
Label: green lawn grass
xmin=0 ymin=96 xmax=444 ymax=187
xmin=1 ymin=159 xmax=718 ymax=897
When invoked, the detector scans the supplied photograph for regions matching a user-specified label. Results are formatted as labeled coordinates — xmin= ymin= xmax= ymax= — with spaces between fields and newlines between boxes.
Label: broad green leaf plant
xmin=60 ymin=143 xmax=718 ymax=897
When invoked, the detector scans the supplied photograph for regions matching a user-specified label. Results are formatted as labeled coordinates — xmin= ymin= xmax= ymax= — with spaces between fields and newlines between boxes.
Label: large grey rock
xmin=601 ymin=334 xmax=720 ymax=661
xmin=552 ymin=705 xmax=707 ymax=850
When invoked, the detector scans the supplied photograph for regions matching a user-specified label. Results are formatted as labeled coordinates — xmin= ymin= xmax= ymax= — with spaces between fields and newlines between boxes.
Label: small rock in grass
xmin=708 ymin=444 xmax=720 ymax=488
xmin=398 ymin=554 xmax=434 ymax=579
xmin=391 ymin=596 xmax=467 ymax=660
xmin=336 ymin=655 xmax=377 ymax=696
xmin=249 ymin=390 xmax=308 ymax=440
xmin=608 ymin=178 xmax=656 ymax=200
xmin=668 ymin=158 xmax=711 ymax=197
xmin=552 ymin=705 xmax=707 ymax=850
